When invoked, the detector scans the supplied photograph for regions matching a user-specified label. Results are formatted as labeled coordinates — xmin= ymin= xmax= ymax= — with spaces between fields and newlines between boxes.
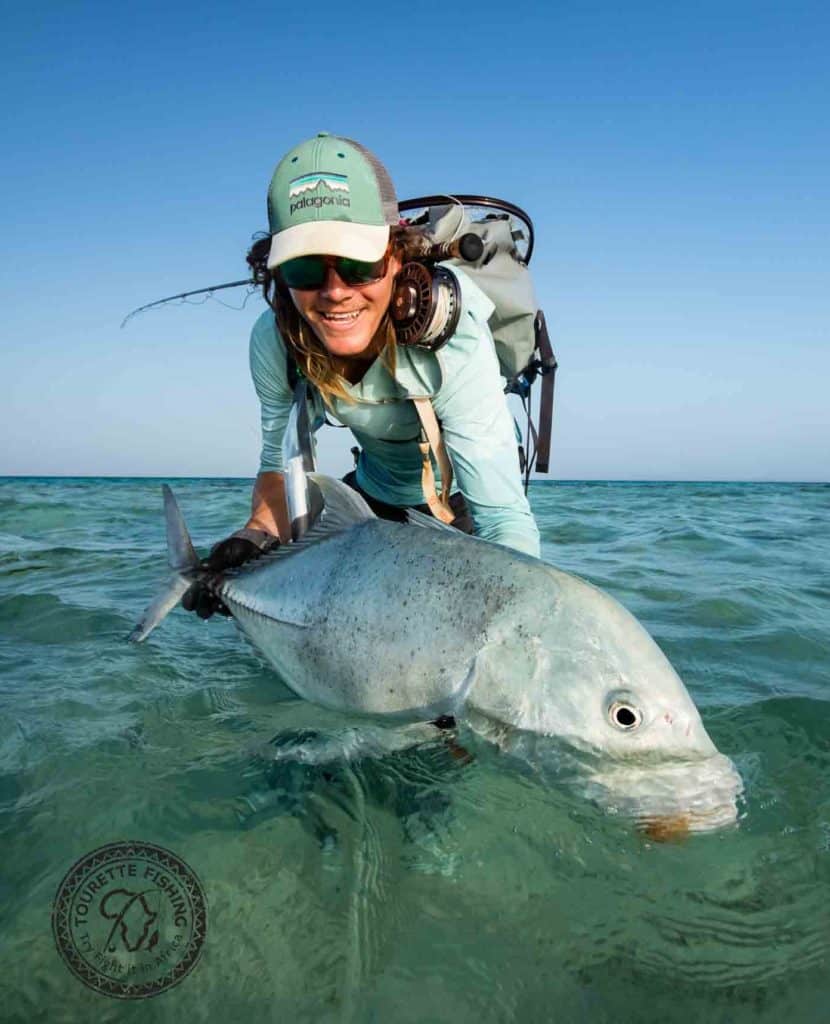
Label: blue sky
xmin=2 ymin=0 xmax=828 ymax=480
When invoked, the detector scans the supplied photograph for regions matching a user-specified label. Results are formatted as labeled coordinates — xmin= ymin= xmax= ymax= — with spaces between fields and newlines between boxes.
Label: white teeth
xmin=321 ymin=311 xmax=361 ymax=321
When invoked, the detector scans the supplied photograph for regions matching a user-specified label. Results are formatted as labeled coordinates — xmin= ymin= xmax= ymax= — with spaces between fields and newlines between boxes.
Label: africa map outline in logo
xmin=52 ymin=840 xmax=207 ymax=1000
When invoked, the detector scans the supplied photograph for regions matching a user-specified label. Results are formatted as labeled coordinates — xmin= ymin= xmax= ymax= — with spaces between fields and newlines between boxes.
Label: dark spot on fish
xmin=432 ymin=715 xmax=456 ymax=730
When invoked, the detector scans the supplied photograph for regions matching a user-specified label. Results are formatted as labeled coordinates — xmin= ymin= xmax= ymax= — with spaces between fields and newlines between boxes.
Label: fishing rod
xmin=120 ymin=194 xmax=531 ymax=330
xmin=120 ymin=278 xmax=256 ymax=328
xmin=117 ymin=235 xmax=479 ymax=330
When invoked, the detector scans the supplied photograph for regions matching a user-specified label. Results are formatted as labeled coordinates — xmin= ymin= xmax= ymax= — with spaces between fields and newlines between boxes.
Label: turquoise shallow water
xmin=1 ymin=478 xmax=829 ymax=1022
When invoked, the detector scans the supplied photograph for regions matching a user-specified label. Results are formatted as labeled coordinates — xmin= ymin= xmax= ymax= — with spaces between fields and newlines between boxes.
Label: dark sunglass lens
xmin=336 ymin=256 xmax=386 ymax=285
xmin=280 ymin=254 xmax=386 ymax=289
xmin=280 ymin=256 xmax=326 ymax=289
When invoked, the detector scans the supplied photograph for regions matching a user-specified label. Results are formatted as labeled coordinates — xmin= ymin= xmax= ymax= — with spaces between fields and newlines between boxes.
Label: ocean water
xmin=0 ymin=477 xmax=828 ymax=1023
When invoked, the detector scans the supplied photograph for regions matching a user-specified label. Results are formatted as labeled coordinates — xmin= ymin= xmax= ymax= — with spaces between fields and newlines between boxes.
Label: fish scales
xmin=221 ymin=519 xmax=533 ymax=718
xmin=132 ymin=476 xmax=743 ymax=833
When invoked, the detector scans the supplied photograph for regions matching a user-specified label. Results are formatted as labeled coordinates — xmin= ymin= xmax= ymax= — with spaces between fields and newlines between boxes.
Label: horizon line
xmin=1 ymin=475 xmax=827 ymax=485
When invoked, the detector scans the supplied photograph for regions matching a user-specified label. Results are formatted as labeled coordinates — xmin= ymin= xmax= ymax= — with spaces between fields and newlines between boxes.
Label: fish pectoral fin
xmin=454 ymin=643 xmax=504 ymax=704
xmin=463 ymin=638 xmax=540 ymax=727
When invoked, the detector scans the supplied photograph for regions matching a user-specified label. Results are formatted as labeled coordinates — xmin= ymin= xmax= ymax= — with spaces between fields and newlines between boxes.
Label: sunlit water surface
xmin=1 ymin=478 xmax=828 ymax=1022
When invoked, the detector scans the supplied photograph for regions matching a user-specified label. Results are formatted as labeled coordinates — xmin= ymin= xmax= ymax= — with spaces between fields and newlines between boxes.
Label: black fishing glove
xmin=181 ymin=528 xmax=280 ymax=620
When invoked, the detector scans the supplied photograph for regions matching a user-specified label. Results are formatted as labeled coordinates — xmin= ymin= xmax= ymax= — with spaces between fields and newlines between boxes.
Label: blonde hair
xmin=247 ymin=225 xmax=428 ymax=404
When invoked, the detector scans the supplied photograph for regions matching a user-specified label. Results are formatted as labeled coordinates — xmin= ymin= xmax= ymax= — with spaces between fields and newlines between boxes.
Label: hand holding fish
xmin=133 ymin=477 xmax=743 ymax=836
xmin=181 ymin=528 xmax=279 ymax=619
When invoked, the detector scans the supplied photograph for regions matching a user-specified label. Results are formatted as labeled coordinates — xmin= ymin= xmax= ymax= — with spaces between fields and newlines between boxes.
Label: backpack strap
xmin=412 ymin=397 xmax=455 ymax=524
xmin=282 ymin=314 xmax=454 ymax=522
xmin=532 ymin=309 xmax=557 ymax=474
xmin=283 ymin=329 xmax=301 ymax=392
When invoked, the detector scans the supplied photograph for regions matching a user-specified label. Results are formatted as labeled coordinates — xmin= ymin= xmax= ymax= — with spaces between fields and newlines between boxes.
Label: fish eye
xmin=608 ymin=700 xmax=642 ymax=731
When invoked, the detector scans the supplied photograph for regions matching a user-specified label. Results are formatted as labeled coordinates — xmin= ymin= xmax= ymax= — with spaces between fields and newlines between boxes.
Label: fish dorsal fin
xmin=307 ymin=474 xmax=375 ymax=531
xmin=406 ymin=507 xmax=459 ymax=533
xmin=254 ymin=475 xmax=376 ymax=562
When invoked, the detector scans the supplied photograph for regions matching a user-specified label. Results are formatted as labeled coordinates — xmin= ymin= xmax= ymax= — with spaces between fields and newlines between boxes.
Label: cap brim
xmin=267 ymin=222 xmax=390 ymax=269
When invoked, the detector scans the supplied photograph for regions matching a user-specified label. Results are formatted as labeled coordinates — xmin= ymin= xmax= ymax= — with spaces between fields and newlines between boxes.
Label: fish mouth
xmin=582 ymin=752 xmax=744 ymax=836
xmin=636 ymin=802 xmax=739 ymax=842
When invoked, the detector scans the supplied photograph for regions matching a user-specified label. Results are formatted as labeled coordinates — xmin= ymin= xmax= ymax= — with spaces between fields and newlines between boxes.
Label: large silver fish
xmin=131 ymin=475 xmax=742 ymax=837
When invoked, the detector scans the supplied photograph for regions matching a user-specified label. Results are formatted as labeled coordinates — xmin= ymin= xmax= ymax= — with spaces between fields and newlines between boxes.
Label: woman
xmin=184 ymin=133 xmax=539 ymax=619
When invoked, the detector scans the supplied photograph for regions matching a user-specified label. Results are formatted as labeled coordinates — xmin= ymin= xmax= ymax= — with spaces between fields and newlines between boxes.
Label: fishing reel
xmin=390 ymin=234 xmax=483 ymax=351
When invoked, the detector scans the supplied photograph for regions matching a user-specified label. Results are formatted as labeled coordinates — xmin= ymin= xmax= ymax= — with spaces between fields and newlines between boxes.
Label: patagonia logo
xmin=290 ymin=194 xmax=352 ymax=215
xmin=288 ymin=172 xmax=350 ymax=198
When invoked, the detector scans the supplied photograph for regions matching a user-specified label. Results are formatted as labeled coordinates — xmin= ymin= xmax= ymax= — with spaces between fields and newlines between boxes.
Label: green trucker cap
xmin=266 ymin=132 xmax=399 ymax=269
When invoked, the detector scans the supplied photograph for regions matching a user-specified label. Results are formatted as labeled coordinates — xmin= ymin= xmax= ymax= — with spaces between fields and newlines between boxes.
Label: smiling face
xmin=288 ymin=253 xmax=402 ymax=361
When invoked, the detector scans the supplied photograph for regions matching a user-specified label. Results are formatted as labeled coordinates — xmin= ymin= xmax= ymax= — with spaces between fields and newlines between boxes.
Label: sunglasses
xmin=278 ymin=254 xmax=388 ymax=290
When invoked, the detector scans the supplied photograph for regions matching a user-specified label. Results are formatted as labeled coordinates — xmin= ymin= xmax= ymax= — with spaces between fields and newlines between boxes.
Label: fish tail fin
xmin=128 ymin=574 xmax=194 ymax=643
xmin=163 ymin=484 xmax=200 ymax=571
xmin=128 ymin=485 xmax=201 ymax=643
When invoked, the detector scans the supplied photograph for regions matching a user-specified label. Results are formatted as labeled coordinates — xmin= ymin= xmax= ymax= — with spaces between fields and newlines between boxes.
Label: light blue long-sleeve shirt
xmin=249 ymin=265 xmax=540 ymax=557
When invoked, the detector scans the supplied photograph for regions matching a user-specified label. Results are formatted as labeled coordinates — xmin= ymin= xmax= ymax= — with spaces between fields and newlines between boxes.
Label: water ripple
xmin=0 ymin=478 xmax=828 ymax=1021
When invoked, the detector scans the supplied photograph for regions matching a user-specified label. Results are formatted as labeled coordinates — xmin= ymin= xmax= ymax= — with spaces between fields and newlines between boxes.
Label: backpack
xmin=122 ymin=195 xmax=558 ymax=487
xmin=398 ymin=195 xmax=557 ymax=482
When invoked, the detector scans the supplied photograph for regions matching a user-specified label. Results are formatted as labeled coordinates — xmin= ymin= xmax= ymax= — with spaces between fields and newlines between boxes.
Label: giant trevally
xmin=131 ymin=475 xmax=742 ymax=838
